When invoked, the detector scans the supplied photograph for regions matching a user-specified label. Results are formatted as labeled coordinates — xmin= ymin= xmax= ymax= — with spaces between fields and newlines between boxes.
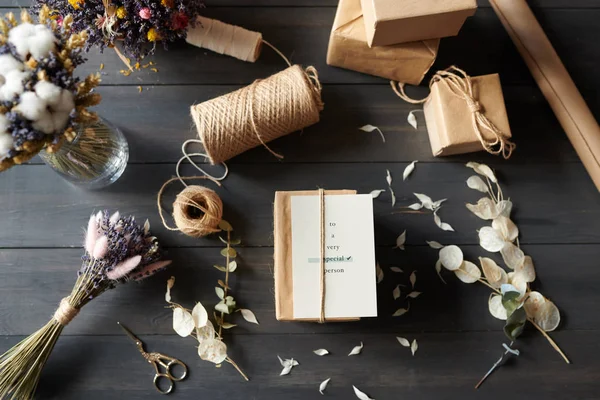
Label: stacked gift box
xmin=327 ymin=0 xmax=514 ymax=158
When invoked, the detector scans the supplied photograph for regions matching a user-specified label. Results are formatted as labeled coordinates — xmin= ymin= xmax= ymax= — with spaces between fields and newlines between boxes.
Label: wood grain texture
xmin=0 ymin=244 xmax=595 ymax=335
xmin=0 ymin=1 xmax=599 ymax=399
xmin=1 ymin=162 xmax=599 ymax=248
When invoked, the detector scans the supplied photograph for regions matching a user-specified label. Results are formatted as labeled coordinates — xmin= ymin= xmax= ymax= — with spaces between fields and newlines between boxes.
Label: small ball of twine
xmin=53 ymin=297 xmax=79 ymax=326
xmin=191 ymin=64 xmax=324 ymax=165
xmin=158 ymin=177 xmax=224 ymax=238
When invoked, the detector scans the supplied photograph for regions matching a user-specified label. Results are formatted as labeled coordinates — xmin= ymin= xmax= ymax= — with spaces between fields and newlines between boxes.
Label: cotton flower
xmin=14 ymin=91 xmax=47 ymax=121
xmin=0 ymin=70 xmax=28 ymax=101
xmin=30 ymin=83 xmax=75 ymax=134
xmin=139 ymin=8 xmax=151 ymax=20
xmin=0 ymin=54 xmax=23 ymax=76
xmin=8 ymin=23 xmax=57 ymax=60
xmin=34 ymin=80 xmax=62 ymax=104
xmin=0 ymin=116 xmax=13 ymax=159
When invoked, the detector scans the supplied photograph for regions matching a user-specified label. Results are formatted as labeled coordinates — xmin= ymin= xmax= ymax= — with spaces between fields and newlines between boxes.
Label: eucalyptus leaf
xmin=213 ymin=264 xmax=227 ymax=272
xmin=215 ymin=287 xmax=225 ymax=299
xmin=218 ymin=220 xmax=233 ymax=232
xmin=503 ymin=307 xmax=526 ymax=341
xmin=173 ymin=307 xmax=195 ymax=337
xmin=221 ymin=247 xmax=237 ymax=258
xmin=501 ymin=291 xmax=522 ymax=318
xmin=215 ymin=301 xmax=230 ymax=314
xmin=228 ymin=260 xmax=238 ymax=272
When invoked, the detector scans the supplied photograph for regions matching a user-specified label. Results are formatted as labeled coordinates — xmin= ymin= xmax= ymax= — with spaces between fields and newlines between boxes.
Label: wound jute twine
xmin=391 ymin=66 xmax=516 ymax=159
xmin=188 ymin=18 xmax=324 ymax=165
xmin=53 ymin=297 xmax=79 ymax=326
xmin=318 ymin=188 xmax=327 ymax=323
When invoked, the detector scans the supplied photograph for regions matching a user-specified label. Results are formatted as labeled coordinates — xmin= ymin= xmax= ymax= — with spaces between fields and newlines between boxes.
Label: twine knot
xmin=391 ymin=66 xmax=516 ymax=159
xmin=53 ymin=297 xmax=79 ymax=326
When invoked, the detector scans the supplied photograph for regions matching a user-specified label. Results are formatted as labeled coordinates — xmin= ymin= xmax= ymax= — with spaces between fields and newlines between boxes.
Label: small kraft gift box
xmin=393 ymin=66 xmax=516 ymax=158
xmin=273 ymin=189 xmax=378 ymax=322
xmin=360 ymin=0 xmax=477 ymax=47
xmin=327 ymin=0 xmax=440 ymax=85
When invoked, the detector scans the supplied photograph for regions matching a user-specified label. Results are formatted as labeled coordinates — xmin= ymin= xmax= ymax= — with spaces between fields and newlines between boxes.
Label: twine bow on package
xmin=394 ymin=66 xmax=516 ymax=158
xmin=274 ymin=190 xmax=378 ymax=322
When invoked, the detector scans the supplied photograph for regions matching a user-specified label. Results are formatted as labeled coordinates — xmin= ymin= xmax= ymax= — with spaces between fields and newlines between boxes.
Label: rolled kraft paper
xmin=191 ymin=64 xmax=324 ymax=164
xmin=490 ymin=0 xmax=600 ymax=190
xmin=186 ymin=16 xmax=263 ymax=62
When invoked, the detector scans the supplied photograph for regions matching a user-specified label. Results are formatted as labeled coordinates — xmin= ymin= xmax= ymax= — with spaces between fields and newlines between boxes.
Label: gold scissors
xmin=118 ymin=322 xmax=188 ymax=394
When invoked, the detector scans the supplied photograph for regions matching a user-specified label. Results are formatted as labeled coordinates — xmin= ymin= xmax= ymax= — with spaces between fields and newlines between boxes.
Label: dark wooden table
xmin=1 ymin=0 xmax=600 ymax=399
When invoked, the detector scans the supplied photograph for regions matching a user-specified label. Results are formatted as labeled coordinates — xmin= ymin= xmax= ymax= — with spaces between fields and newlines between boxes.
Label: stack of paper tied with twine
xmin=327 ymin=0 xmax=440 ymax=85
xmin=274 ymin=189 xmax=378 ymax=322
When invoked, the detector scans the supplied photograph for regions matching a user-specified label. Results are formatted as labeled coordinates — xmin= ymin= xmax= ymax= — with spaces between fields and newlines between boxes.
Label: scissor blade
xmin=117 ymin=322 xmax=141 ymax=343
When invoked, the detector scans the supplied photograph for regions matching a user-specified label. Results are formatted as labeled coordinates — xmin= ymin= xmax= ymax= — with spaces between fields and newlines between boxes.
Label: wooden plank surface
xmin=1 ymin=1 xmax=600 ymax=399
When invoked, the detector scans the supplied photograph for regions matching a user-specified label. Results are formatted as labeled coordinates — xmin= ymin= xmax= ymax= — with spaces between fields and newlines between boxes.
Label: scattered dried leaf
xmin=166 ymin=276 xmax=175 ymax=303
xmin=319 ymin=378 xmax=331 ymax=395
xmin=409 ymin=271 xmax=417 ymax=288
xmin=410 ymin=339 xmax=418 ymax=356
xmin=407 ymin=110 xmax=418 ymax=129
xmin=454 ymin=260 xmax=481 ymax=283
xmin=467 ymin=175 xmax=489 ymax=193
xmin=408 ymin=203 xmax=423 ymax=210
xmin=348 ymin=342 xmax=364 ymax=356
xmin=396 ymin=337 xmax=410 ymax=347
xmin=390 ymin=266 xmax=403 ymax=273
xmin=370 ymin=189 xmax=385 ymax=198
xmin=433 ymin=210 xmax=454 ymax=232
xmin=466 ymin=162 xmax=497 ymax=183
xmin=386 ymin=169 xmax=392 ymax=186
xmin=393 ymin=306 xmax=409 ymax=317
xmin=435 ymin=259 xmax=446 ymax=284
xmin=239 ymin=309 xmax=259 ymax=325
xmin=407 ymin=291 xmax=421 ymax=298
xmin=395 ymin=230 xmax=406 ymax=250
xmin=427 ymin=241 xmax=444 ymax=249
xmin=393 ymin=285 xmax=401 ymax=300
xmin=359 ymin=124 xmax=385 ymax=143
xmin=413 ymin=193 xmax=433 ymax=210
xmin=192 ymin=302 xmax=208 ymax=328
xmin=376 ymin=263 xmax=384 ymax=284
xmin=353 ymin=385 xmax=374 ymax=400
xmin=313 ymin=349 xmax=330 ymax=356
xmin=403 ymin=161 xmax=418 ymax=181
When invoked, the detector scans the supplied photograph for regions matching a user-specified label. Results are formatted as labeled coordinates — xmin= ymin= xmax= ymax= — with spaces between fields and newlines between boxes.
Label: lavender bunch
xmin=0 ymin=211 xmax=171 ymax=400
xmin=37 ymin=0 xmax=205 ymax=63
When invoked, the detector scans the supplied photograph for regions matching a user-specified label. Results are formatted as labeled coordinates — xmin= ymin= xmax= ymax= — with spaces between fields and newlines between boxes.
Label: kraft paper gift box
xmin=360 ymin=0 xmax=477 ymax=47
xmin=273 ymin=190 xmax=378 ymax=322
xmin=423 ymin=73 xmax=513 ymax=156
xmin=327 ymin=0 xmax=439 ymax=85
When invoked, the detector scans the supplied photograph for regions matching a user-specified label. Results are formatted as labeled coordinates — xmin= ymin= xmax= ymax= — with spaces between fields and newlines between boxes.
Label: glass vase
xmin=39 ymin=117 xmax=129 ymax=189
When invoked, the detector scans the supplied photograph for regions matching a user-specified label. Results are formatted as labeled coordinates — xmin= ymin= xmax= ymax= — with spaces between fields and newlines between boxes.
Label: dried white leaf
xmin=280 ymin=365 xmax=293 ymax=376
xmin=507 ymin=272 xmax=527 ymax=299
xmin=228 ymin=260 xmax=237 ymax=272
xmin=409 ymin=270 xmax=417 ymax=288
xmin=403 ymin=161 xmax=418 ymax=180
xmin=466 ymin=162 xmax=497 ymax=183
xmin=393 ymin=307 xmax=409 ymax=317
xmin=523 ymin=291 xmax=545 ymax=319
xmin=407 ymin=291 xmax=421 ymax=299
xmin=370 ymin=189 xmax=385 ymax=198
xmin=432 ymin=198 xmax=447 ymax=209
xmin=191 ymin=302 xmax=208 ymax=328
xmin=289 ymin=359 xmax=300 ymax=366
xmin=313 ymin=349 xmax=330 ymax=356
xmin=319 ymin=378 xmax=331 ymax=395
xmin=407 ymin=110 xmax=418 ymax=129
xmin=390 ymin=188 xmax=396 ymax=207
xmin=395 ymin=230 xmax=406 ymax=250
xmin=427 ymin=240 xmax=444 ymax=249
xmin=439 ymin=245 xmax=463 ymax=271
xmin=536 ymin=299 xmax=560 ymax=332
xmin=433 ymin=211 xmax=454 ymax=232
xmin=348 ymin=342 xmax=363 ymax=356
xmin=467 ymin=175 xmax=489 ymax=193
xmin=408 ymin=203 xmax=423 ymax=210
xmin=496 ymin=200 xmax=513 ymax=218
xmin=500 ymin=242 xmax=525 ymax=270
xmin=479 ymin=257 xmax=507 ymax=288
xmin=173 ymin=307 xmax=195 ymax=337
xmin=196 ymin=320 xmax=215 ymax=344
xmin=197 ymin=338 xmax=227 ymax=364
xmin=393 ymin=285 xmax=401 ymax=300
xmin=414 ymin=193 xmax=433 ymax=210
xmin=488 ymin=294 xmax=508 ymax=320
xmin=215 ymin=287 xmax=225 ymax=299
xmin=454 ymin=260 xmax=481 ymax=284
xmin=353 ymin=385 xmax=374 ymax=400
xmin=277 ymin=355 xmax=286 ymax=367
xmin=215 ymin=301 xmax=230 ymax=314
xmin=515 ymin=256 xmax=536 ymax=283
xmin=165 ymin=276 xmax=175 ymax=303
xmin=466 ymin=197 xmax=499 ymax=220
xmin=240 ymin=308 xmax=259 ymax=325
xmin=396 ymin=337 xmax=410 ymax=347
xmin=376 ymin=263 xmax=384 ymax=284
xmin=386 ymin=169 xmax=392 ymax=186
xmin=479 ymin=226 xmax=505 ymax=252
xmin=410 ymin=339 xmax=418 ymax=356
xmin=435 ymin=259 xmax=446 ymax=284
xmin=359 ymin=124 xmax=385 ymax=143
xmin=492 ymin=216 xmax=519 ymax=242
xmin=390 ymin=266 xmax=403 ymax=273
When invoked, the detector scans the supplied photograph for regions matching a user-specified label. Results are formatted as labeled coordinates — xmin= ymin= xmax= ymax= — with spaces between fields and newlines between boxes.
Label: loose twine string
xmin=391 ymin=66 xmax=516 ymax=159
xmin=53 ymin=297 xmax=79 ymax=326
xmin=318 ymin=189 xmax=326 ymax=323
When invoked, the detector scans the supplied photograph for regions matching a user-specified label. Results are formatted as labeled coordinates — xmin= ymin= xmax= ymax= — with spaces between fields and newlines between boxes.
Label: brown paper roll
xmin=490 ymin=0 xmax=600 ymax=191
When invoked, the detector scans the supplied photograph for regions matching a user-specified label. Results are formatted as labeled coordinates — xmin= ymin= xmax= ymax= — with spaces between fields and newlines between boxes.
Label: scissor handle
xmin=164 ymin=358 xmax=187 ymax=381
xmin=153 ymin=373 xmax=174 ymax=395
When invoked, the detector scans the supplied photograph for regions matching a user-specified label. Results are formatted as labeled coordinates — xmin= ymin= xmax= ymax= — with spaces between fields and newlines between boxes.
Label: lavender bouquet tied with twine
xmin=0 ymin=211 xmax=171 ymax=400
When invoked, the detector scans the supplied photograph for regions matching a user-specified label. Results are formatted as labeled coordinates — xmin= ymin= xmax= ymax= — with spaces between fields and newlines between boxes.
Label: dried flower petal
xmin=390 ymin=267 xmax=403 ymax=273
xmin=414 ymin=193 xmax=433 ymax=210
xmin=406 ymin=291 xmax=421 ymax=298
xmin=515 ymin=256 xmax=536 ymax=283
xmin=409 ymin=271 xmax=417 ymax=288
xmin=408 ymin=203 xmax=423 ymax=210
xmin=433 ymin=211 xmax=454 ymax=232
xmin=165 ymin=276 xmax=175 ymax=303
xmin=492 ymin=216 xmax=519 ymax=242
xmin=393 ymin=307 xmax=409 ymax=317
xmin=386 ymin=169 xmax=392 ymax=186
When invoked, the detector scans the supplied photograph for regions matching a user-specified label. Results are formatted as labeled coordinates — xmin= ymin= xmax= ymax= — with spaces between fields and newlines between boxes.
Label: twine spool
xmin=53 ymin=297 xmax=79 ymax=326
xmin=191 ymin=64 xmax=324 ymax=164
xmin=158 ymin=178 xmax=224 ymax=238
xmin=186 ymin=16 xmax=263 ymax=62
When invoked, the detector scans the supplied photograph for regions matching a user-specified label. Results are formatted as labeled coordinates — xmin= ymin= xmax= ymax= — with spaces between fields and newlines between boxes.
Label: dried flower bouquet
xmin=0 ymin=7 xmax=101 ymax=173
xmin=0 ymin=211 xmax=171 ymax=400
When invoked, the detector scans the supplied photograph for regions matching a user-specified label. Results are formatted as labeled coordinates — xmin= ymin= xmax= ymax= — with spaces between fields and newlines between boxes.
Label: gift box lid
xmin=361 ymin=0 xmax=477 ymax=46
